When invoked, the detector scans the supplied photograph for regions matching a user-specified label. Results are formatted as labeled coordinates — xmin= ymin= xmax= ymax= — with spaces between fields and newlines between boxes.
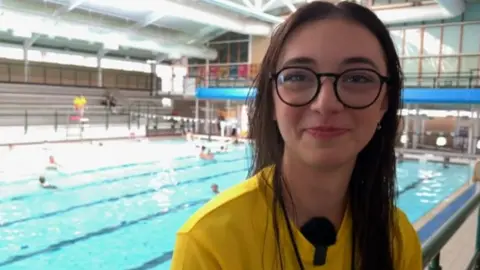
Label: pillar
xmin=204 ymin=100 xmax=210 ymax=134
xmin=468 ymin=106 xmax=476 ymax=154
xmin=23 ymin=45 xmax=29 ymax=83
xmin=97 ymin=56 xmax=103 ymax=87
xmin=248 ymin=35 xmax=253 ymax=64
xmin=150 ymin=63 xmax=157 ymax=96
xmin=195 ymin=99 xmax=199 ymax=133
xmin=412 ymin=104 xmax=420 ymax=149
xmin=404 ymin=104 xmax=410 ymax=148
xmin=420 ymin=117 xmax=426 ymax=145
xmin=474 ymin=109 xmax=480 ymax=154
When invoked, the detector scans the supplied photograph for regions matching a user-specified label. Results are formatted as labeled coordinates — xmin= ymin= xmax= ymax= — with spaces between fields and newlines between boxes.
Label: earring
xmin=376 ymin=123 xmax=382 ymax=130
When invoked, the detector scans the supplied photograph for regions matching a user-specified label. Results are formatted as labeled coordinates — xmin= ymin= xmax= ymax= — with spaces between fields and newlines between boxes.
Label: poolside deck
xmin=433 ymin=209 xmax=477 ymax=270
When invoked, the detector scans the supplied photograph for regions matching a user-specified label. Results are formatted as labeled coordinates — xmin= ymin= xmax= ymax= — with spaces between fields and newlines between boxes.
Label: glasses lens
xmin=276 ymin=68 xmax=317 ymax=105
xmin=337 ymin=69 xmax=382 ymax=107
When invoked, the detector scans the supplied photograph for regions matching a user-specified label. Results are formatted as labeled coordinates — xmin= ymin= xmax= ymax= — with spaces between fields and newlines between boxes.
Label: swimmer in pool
xmin=38 ymin=175 xmax=58 ymax=189
xmin=211 ymin=184 xmax=219 ymax=194
xmin=200 ymin=146 xmax=214 ymax=160
xmin=45 ymin=155 xmax=61 ymax=171
xmin=186 ymin=131 xmax=193 ymax=141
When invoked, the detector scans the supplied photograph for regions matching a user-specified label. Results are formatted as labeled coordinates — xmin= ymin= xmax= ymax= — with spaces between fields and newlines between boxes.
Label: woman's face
xmin=274 ymin=19 xmax=388 ymax=168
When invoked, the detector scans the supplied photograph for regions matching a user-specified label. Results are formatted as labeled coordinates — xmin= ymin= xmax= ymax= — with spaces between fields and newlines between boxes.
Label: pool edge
xmin=413 ymin=182 xmax=471 ymax=231
xmin=414 ymin=181 xmax=476 ymax=243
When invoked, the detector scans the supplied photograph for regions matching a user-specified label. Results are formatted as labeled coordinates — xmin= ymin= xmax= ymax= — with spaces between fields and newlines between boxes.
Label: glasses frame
xmin=270 ymin=67 xmax=390 ymax=109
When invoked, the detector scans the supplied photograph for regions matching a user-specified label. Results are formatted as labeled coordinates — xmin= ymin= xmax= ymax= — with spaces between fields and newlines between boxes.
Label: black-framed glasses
xmin=271 ymin=67 xmax=390 ymax=109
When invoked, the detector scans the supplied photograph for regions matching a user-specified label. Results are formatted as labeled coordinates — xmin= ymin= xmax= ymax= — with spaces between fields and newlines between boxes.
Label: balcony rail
xmin=0 ymin=61 xmax=479 ymax=92
xmin=0 ymin=61 xmax=152 ymax=91
xmin=0 ymin=103 xmax=172 ymax=134
xmin=191 ymin=73 xmax=480 ymax=89
xmin=421 ymin=183 xmax=480 ymax=270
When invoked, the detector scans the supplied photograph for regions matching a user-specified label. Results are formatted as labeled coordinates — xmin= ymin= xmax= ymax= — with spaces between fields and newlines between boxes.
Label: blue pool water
xmin=0 ymin=141 xmax=472 ymax=270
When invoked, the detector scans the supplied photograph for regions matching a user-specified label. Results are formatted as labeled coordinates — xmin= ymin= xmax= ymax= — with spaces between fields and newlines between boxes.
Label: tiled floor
xmin=428 ymin=210 xmax=477 ymax=269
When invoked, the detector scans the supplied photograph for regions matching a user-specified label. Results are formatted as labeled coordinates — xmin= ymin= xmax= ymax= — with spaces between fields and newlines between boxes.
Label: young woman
xmin=171 ymin=2 xmax=422 ymax=269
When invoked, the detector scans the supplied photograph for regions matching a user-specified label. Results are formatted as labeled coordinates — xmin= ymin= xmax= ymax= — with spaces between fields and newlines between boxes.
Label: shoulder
xmin=171 ymin=169 xmax=274 ymax=269
xmin=394 ymin=208 xmax=419 ymax=245
xmin=393 ymin=208 xmax=423 ymax=269
xmin=177 ymin=171 xmax=270 ymax=236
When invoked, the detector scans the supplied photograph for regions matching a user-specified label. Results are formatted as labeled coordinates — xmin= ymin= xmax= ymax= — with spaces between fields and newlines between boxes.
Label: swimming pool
xmin=0 ymin=141 xmax=472 ymax=270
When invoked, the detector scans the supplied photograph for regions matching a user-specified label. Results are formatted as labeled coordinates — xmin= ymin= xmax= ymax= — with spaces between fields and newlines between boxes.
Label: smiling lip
xmin=305 ymin=126 xmax=350 ymax=139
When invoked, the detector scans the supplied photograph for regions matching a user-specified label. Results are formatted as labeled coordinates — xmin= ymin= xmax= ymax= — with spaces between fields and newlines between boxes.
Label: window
xmin=211 ymin=32 xmax=248 ymax=42
xmin=189 ymin=58 xmax=206 ymax=65
xmin=229 ymin=42 xmax=238 ymax=63
xmin=238 ymin=42 xmax=249 ymax=63
xmin=211 ymin=43 xmax=228 ymax=63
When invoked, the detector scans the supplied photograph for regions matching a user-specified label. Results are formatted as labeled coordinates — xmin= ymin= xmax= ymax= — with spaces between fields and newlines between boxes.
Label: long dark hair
xmin=247 ymin=1 xmax=403 ymax=270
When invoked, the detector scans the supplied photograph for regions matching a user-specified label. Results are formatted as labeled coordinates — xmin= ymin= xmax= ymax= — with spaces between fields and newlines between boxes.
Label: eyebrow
xmin=281 ymin=56 xmax=379 ymax=70
xmin=341 ymin=56 xmax=379 ymax=69
xmin=282 ymin=57 xmax=316 ymax=67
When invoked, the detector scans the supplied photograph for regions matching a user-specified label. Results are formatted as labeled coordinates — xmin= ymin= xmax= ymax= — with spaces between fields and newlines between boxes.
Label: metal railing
xmin=422 ymin=183 xmax=480 ymax=270
xmin=190 ymin=73 xmax=480 ymax=89
xmin=398 ymin=127 xmax=480 ymax=268
xmin=396 ymin=131 xmax=480 ymax=155
xmin=1 ymin=61 xmax=479 ymax=92
xmin=0 ymin=103 xmax=172 ymax=131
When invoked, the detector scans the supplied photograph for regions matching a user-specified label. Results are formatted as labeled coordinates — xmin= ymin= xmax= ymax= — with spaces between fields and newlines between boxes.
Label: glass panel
xmin=404 ymin=28 xmax=422 ymax=57
xmin=423 ymin=27 xmax=441 ymax=56
xmin=441 ymin=26 xmax=461 ymax=55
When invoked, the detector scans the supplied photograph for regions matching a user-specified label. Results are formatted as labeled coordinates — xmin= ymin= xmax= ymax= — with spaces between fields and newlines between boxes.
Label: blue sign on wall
xmin=196 ymin=87 xmax=480 ymax=104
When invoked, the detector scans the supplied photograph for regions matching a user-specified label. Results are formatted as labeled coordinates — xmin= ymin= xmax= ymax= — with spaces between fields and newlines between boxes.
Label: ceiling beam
xmin=186 ymin=26 xmax=221 ymax=45
xmin=254 ymin=0 xmax=263 ymax=9
xmin=242 ymin=0 xmax=255 ymax=9
xmin=201 ymin=0 xmax=283 ymax=24
xmin=2 ymin=0 xmax=218 ymax=59
xmin=52 ymin=0 xmax=85 ymax=16
xmin=25 ymin=0 xmax=86 ymax=49
xmin=281 ymin=0 xmax=297 ymax=13
xmin=262 ymin=0 xmax=277 ymax=11
xmin=129 ymin=12 xmax=167 ymax=30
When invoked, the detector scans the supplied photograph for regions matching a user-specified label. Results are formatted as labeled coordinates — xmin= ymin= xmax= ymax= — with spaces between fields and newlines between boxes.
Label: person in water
xmin=38 ymin=175 xmax=58 ymax=189
xmin=199 ymin=146 xmax=214 ymax=160
xmin=46 ymin=155 xmax=60 ymax=171
xmin=211 ymin=184 xmax=219 ymax=194
xmin=171 ymin=2 xmax=421 ymax=270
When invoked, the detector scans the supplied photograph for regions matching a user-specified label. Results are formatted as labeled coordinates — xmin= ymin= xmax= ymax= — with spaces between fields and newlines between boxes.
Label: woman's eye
xmin=282 ymin=74 xmax=306 ymax=82
xmin=342 ymin=73 xmax=377 ymax=84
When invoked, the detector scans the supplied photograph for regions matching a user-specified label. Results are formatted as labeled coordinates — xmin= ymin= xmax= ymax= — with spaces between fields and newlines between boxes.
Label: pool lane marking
xmin=0 ymin=198 xmax=210 ymax=268
xmin=125 ymin=251 xmax=174 ymax=270
xmin=1 ymin=155 xmax=247 ymax=203
xmin=1 ymin=149 xmax=243 ymax=187
xmin=0 ymin=169 xmax=431 ymax=267
xmin=0 ymin=168 xmax=246 ymax=228
xmin=122 ymin=178 xmax=436 ymax=269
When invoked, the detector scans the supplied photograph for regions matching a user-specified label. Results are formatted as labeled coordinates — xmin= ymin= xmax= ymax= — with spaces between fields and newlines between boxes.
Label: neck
xmin=281 ymin=154 xmax=355 ymax=229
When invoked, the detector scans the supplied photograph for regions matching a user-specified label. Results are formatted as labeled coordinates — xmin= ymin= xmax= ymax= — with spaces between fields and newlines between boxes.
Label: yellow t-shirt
xmin=171 ymin=167 xmax=422 ymax=269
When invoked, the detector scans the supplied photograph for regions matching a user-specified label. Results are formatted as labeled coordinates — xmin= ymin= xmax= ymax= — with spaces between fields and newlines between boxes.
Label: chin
xmin=302 ymin=148 xmax=355 ymax=168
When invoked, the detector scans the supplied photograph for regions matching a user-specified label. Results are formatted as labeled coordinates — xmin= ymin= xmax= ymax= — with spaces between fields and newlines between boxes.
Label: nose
xmin=309 ymin=77 xmax=344 ymax=114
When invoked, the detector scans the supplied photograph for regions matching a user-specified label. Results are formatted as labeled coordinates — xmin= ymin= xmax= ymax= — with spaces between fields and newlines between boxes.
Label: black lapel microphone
xmin=300 ymin=217 xmax=337 ymax=266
